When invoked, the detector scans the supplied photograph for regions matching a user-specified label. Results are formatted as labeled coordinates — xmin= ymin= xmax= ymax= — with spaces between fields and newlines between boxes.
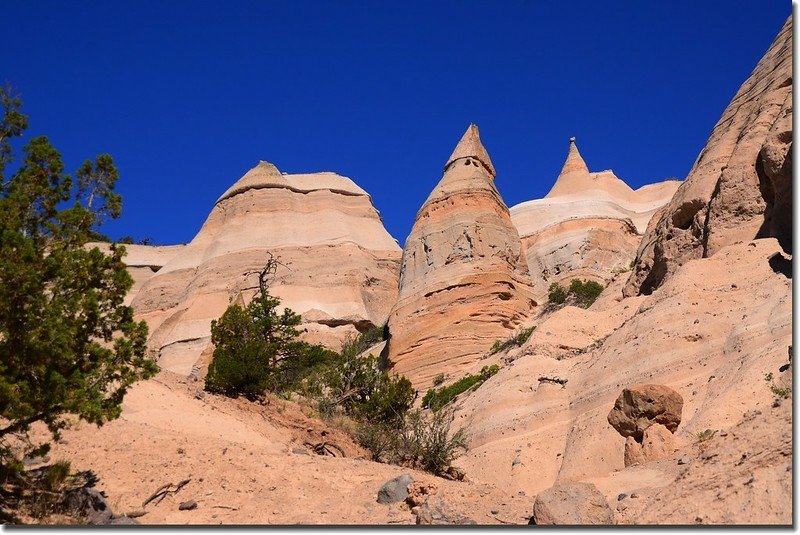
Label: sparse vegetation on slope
xmin=421 ymin=365 xmax=499 ymax=412
xmin=489 ymin=327 xmax=534 ymax=355
xmin=204 ymin=265 xmax=468 ymax=477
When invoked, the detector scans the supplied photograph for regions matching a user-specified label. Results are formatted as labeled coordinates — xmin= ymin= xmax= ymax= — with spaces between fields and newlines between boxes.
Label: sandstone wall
xmin=624 ymin=17 xmax=792 ymax=296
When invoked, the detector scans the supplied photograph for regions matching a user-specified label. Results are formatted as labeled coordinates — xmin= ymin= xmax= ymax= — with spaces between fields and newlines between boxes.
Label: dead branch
xmin=303 ymin=441 xmax=346 ymax=458
xmin=142 ymin=478 xmax=191 ymax=507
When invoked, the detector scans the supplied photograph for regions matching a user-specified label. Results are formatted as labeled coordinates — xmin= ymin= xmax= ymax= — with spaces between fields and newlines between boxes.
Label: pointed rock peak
xmin=444 ymin=124 xmax=496 ymax=178
xmin=559 ymin=137 xmax=589 ymax=176
xmin=251 ymin=160 xmax=282 ymax=176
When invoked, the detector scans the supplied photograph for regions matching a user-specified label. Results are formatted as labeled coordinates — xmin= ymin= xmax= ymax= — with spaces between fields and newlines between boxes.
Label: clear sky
xmin=3 ymin=1 xmax=791 ymax=246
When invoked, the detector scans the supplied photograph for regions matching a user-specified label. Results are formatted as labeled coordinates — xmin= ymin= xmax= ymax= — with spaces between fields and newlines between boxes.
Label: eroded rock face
xmin=130 ymin=161 xmax=401 ymax=374
xmin=625 ymin=17 xmax=792 ymax=296
xmin=641 ymin=423 xmax=675 ymax=462
xmin=531 ymin=482 xmax=614 ymax=525
xmin=510 ymin=138 xmax=679 ymax=300
xmin=607 ymin=384 xmax=683 ymax=441
xmin=386 ymin=124 xmax=535 ymax=389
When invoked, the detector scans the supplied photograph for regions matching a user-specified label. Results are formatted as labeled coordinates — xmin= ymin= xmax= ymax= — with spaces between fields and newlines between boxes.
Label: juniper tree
xmin=0 ymin=86 xmax=157 ymax=471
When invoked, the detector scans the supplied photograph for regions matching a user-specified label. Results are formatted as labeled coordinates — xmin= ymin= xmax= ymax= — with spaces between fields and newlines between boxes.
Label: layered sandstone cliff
xmin=624 ymin=17 xmax=792 ymax=296
xmin=386 ymin=125 xmax=535 ymax=389
xmin=130 ymin=161 xmax=401 ymax=374
xmin=510 ymin=138 xmax=679 ymax=299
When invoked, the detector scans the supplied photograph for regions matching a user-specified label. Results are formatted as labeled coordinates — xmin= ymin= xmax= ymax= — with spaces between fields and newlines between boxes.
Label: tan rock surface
xmin=130 ymin=161 xmax=401 ymax=374
xmin=386 ymin=125 xmax=535 ymax=390
xmin=88 ymin=242 xmax=186 ymax=306
xmin=625 ymin=16 xmax=792 ymax=296
xmin=640 ymin=423 xmax=675 ymax=463
xmin=510 ymin=138 xmax=679 ymax=300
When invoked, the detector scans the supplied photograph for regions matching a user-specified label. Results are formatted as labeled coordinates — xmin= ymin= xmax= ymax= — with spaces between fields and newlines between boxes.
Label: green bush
xmin=548 ymin=279 xmax=604 ymax=308
xmin=0 ymin=86 xmax=156 ymax=474
xmin=320 ymin=349 xmax=413 ymax=425
xmin=548 ymin=282 xmax=568 ymax=304
xmin=422 ymin=365 xmax=499 ymax=412
xmin=569 ymin=279 xmax=604 ymax=307
xmin=341 ymin=324 xmax=386 ymax=356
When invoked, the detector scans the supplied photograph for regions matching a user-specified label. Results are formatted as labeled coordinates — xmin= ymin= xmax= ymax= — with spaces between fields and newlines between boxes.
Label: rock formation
xmin=625 ymin=16 xmax=792 ymax=296
xmin=385 ymin=124 xmax=535 ymax=389
xmin=607 ymin=384 xmax=683 ymax=441
xmin=510 ymin=138 xmax=679 ymax=299
xmin=129 ymin=161 xmax=401 ymax=374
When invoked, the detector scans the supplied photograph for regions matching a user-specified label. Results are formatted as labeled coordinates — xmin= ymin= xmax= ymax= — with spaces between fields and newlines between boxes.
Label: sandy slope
xmin=41 ymin=372 xmax=529 ymax=525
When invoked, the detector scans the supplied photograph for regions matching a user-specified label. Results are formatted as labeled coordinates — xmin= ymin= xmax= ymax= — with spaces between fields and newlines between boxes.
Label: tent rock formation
xmin=386 ymin=124 xmax=535 ymax=389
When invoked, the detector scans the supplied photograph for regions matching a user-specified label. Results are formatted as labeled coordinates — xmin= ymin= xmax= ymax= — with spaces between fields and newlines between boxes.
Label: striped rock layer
xmin=386 ymin=125 xmax=535 ymax=389
xmin=130 ymin=161 xmax=401 ymax=374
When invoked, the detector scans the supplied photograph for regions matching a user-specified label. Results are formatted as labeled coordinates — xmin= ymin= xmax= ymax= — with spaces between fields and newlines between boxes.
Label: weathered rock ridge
xmin=129 ymin=161 xmax=401 ymax=374
xmin=386 ymin=125 xmax=535 ymax=389
xmin=510 ymin=138 xmax=679 ymax=299
xmin=625 ymin=16 xmax=793 ymax=296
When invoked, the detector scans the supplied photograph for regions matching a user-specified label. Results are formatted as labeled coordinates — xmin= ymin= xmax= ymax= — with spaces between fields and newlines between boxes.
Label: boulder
xmin=531 ymin=482 xmax=614 ymax=525
xmin=624 ymin=17 xmax=792 ymax=296
xmin=376 ymin=474 xmax=413 ymax=504
xmin=413 ymin=496 xmax=476 ymax=525
xmin=607 ymin=384 xmax=683 ymax=440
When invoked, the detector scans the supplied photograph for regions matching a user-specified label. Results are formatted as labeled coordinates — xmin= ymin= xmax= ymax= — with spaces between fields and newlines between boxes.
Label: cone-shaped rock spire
xmin=387 ymin=126 xmax=534 ymax=390
xmin=444 ymin=123 xmax=496 ymax=178
xmin=559 ymin=137 xmax=590 ymax=176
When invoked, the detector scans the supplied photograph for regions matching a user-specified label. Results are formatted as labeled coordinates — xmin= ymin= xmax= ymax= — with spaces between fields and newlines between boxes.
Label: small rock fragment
xmin=617 ymin=493 xmax=627 ymax=501
xmin=125 ymin=510 xmax=148 ymax=518
xmin=677 ymin=456 xmax=690 ymax=465
xmin=179 ymin=500 xmax=198 ymax=511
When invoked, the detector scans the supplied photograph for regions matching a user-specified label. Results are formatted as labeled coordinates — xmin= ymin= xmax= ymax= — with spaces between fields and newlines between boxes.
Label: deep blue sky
xmin=3 ymin=1 xmax=791 ymax=245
